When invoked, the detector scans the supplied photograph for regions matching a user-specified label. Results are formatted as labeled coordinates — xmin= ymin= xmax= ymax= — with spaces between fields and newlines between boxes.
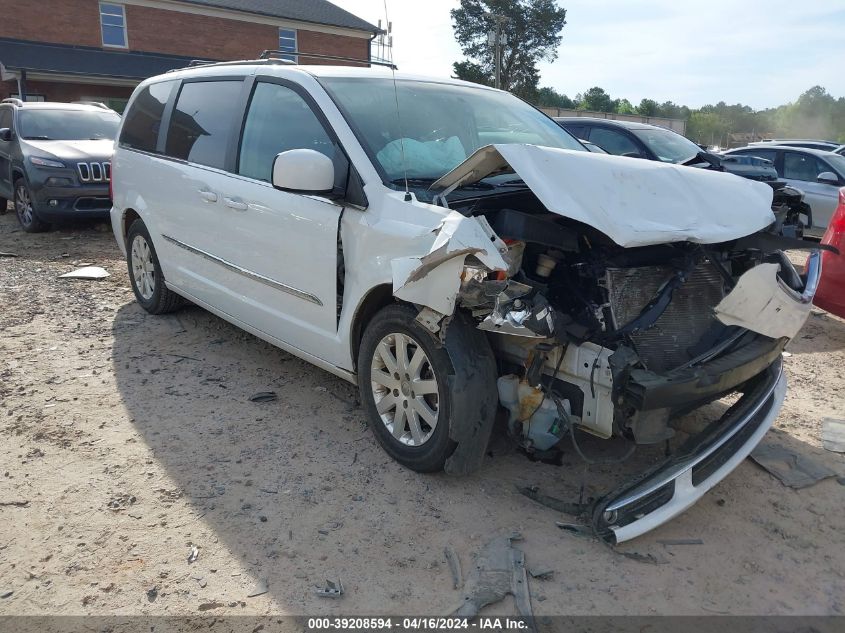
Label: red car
xmin=812 ymin=187 xmax=845 ymax=318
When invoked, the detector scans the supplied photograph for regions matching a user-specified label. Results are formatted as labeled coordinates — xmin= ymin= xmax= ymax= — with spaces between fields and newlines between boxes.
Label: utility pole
xmin=485 ymin=12 xmax=509 ymax=90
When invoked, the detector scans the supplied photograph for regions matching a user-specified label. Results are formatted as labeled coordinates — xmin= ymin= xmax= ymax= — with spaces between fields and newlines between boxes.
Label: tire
xmin=14 ymin=179 xmax=49 ymax=232
xmin=357 ymin=303 xmax=497 ymax=473
xmin=126 ymin=218 xmax=184 ymax=314
xmin=0 ymin=197 xmax=7 ymax=214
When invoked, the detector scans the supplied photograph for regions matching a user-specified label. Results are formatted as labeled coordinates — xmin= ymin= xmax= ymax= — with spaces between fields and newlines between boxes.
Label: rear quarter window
xmin=119 ymin=81 xmax=175 ymax=153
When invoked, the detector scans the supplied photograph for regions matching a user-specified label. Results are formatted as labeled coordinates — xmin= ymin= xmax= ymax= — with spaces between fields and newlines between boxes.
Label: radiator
xmin=605 ymin=263 xmax=726 ymax=373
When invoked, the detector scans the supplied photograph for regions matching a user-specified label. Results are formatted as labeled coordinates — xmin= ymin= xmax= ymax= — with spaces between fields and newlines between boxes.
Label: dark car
xmin=554 ymin=117 xmax=815 ymax=236
xmin=0 ymin=99 xmax=120 ymax=232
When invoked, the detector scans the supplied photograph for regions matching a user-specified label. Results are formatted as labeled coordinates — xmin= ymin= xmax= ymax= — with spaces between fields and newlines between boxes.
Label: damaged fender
xmin=391 ymin=211 xmax=509 ymax=315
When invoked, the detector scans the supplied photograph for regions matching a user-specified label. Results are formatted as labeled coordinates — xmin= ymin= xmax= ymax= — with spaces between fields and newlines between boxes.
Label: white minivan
xmin=111 ymin=58 xmax=822 ymax=542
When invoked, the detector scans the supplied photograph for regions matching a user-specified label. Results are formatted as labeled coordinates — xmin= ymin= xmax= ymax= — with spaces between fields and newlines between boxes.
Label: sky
xmin=330 ymin=0 xmax=845 ymax=110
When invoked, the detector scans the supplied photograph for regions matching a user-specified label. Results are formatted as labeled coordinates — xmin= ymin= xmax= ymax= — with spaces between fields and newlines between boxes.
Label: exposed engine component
xmin=603 ymin=263 xmax=726 ymax=372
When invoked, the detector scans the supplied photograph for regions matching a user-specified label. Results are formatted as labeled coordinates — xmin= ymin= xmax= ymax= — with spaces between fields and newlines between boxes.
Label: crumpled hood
xmin=432 ymin=144 xmax=776 ymax=248
xmin=23 ymin=139 xmax=113 ymax=161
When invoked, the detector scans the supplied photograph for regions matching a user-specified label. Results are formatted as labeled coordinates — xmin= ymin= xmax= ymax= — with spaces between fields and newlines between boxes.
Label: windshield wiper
xmin=23 ymin=135 xmax=52 ymax=140
xmin=391 ymin=177 xmax=495 ymax=192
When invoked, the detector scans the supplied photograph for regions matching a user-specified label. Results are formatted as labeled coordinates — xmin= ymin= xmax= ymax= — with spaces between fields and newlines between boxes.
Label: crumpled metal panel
xmin=606 ymin=264 xmax=725 ymax=373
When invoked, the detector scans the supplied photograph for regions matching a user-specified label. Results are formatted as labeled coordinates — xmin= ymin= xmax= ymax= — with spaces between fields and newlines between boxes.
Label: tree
xmin=579 ymin=86 xmax=614 ymax=112
xmin=451 ymin=0 xmax=567 ymax=98
xmin=536 ymin=86 xmax=575 ymax=109
xmin=616 ymin=98 xmax=636 ymax=115
xmin=637 ymin=98 xmax=658 ymax=116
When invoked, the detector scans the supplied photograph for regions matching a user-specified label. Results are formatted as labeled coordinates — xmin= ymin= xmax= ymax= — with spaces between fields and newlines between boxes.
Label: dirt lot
xmin=1 ymin=210 xmax=844 ymax=618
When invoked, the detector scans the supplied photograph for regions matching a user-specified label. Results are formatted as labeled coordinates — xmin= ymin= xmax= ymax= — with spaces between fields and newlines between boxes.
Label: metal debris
xmin=247 ymin=579 xmax=268 ymax=597
xmin=187 ymin=546 xmax=199 ymax=564
xmin=518 ymin=485 xmax=586 ymax=516
xmin=315 ymin=579 xmax=343 ymax=599
xmin=555 ymin=522 xmax=593 ymax=538
xmin=657 ymin=538 xmax=704 ymax=546
xmin=451 ymin=534 xmax=535 ymax=632
xmin=821 ymin=419 xmax=845 ymax=453
xmin=528 ymin=567 xmax=554 ymax=580
xmin=750 ymin=441 xmax=837 ymax=488
xmin=59 ymin=266 xmax=110 ymax=279
xmin=444 ymin=545 xmax=462 ymax=590
xmin=249 ymin=392 xmax=277 ymax=403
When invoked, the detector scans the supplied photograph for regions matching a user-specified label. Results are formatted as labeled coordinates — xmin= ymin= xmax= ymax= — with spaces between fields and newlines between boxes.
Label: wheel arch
xmin=349 ymin=283 xmax=396 ymax=371
xmin=122 ymin=208 xmax=142 ymax=243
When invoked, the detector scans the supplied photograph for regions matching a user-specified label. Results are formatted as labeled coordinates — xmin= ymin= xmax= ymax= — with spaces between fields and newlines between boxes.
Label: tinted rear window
xmin=120 ymin=81 xmax=174 ymax=153
xmin=165 ymin=80 xmax=242 ymax=169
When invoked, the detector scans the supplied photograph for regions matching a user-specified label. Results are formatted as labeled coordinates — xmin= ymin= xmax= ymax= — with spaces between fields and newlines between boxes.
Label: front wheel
xmin=357 ymin=304 xmax=498 ymax=473
xmin=15 ymin=180 xmax=48 ymax=232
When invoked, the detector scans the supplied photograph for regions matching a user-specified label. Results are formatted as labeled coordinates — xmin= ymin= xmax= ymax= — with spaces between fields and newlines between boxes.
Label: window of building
xmin=165 ymin=80 xmax=242 ymax=169
xmin=100 ymin=2 xmax=128 ymax=48
xmin=278 ymin=28 xmax=297 ymax=62
xmin=119 ymin=81 xmax=174 ymax=153
xmin=238 ymin=82 xmax=334 ymax=182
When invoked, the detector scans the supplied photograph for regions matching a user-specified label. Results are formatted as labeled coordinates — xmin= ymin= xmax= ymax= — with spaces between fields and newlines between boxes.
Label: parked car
xmin=111 ymin=61 xmax=822 ymax=543
xmin=748 ymin=139 xmax=841 ymax=152
xmin=555 ymin=117 xmax=809 ymax=236
xmin=724 ymin=145 xmax=845 ymax=237
xmin=833 ymin=145 xmax=845 ymax=157
xmin=0 ymin=99 xmax=119 ymax=232
xmin=811 ymin=187 xmax=845 ymax=319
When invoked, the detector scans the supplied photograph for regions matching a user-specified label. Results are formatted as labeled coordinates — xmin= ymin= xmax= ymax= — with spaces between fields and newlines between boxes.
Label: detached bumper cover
xmin=593 ymin=358 xmax=785 ymax=543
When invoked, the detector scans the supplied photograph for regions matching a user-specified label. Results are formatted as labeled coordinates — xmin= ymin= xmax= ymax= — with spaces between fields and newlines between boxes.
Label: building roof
xmin=174 ymin=0 xmax=379 ymax=33
xmin=0 ymin=38 xmax=197 ymax=80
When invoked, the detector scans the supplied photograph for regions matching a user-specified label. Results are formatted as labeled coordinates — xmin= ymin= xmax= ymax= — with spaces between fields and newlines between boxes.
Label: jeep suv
xmin=0 ymin=99 xmax=120 ymax=232
xmin=110 ymin=60 xmax=822 ymax=542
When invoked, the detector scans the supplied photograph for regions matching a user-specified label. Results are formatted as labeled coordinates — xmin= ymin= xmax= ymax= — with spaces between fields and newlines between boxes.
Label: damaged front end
xmin=391 ymin=144 xmax=827 ymax=543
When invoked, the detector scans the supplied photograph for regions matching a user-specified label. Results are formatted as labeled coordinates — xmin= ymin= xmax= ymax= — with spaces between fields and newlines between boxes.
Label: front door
xmin=158 ymin=77 xmax=345 ymax=363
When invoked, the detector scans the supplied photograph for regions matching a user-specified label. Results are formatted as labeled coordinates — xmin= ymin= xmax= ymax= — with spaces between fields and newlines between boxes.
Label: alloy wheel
xmin=370 ymin=332 xmax=440 ymax=446
xmin=15 ymin=185 xmax=33 ymax=227
xmin=130 ymin=234 xmax=156 ymax=300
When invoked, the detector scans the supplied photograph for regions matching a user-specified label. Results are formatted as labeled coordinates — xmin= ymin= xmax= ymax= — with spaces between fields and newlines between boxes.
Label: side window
xmin=783 ymin=152 xmax=828 ymax=182
xmin=165 ymin=80 xmax=242 ymax=169
xmin=119 ymin=81 xmax=174 ymax=153
xmin=739 ymin=149 xmax=777 ymax=163
xmin=587 ymin=127 xmax=641 ymax=156
xmin=563 ymin=123 xmax=586 ymax=139
xmin=238 ymin=82 xmax=335 ymax=183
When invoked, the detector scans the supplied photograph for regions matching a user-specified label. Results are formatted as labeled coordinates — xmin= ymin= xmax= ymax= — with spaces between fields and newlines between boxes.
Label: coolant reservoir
xmin=497 ymin=375 xmax=568 ymax=451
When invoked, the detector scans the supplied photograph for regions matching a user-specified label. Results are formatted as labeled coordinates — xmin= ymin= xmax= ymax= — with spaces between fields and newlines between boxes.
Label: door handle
xmin=198 ymin=189 xmax=218 ymax=203
xmin=224 ymin=197 xmax=248 ymax=211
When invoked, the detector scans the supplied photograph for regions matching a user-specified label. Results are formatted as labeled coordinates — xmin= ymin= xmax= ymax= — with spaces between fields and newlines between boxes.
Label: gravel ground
xmin=0 ymin=210 xmax=843 ymax=618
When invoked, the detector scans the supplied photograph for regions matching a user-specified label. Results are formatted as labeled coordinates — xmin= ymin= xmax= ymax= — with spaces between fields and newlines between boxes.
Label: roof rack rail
xmin=259 ymin=49 xmax=397 ymax=69
xmin=2 ymin=98 xmax=24 ymax=106
xmin=168 ymin=58 xmax=294 ymax=73
xmin=73 ymin=100 xmax=111 ymax=110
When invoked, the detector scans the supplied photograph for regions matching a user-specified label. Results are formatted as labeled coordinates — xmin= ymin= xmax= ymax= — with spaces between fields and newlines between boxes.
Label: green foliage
xmin=451 ymin=0 xmax=567 ymax=98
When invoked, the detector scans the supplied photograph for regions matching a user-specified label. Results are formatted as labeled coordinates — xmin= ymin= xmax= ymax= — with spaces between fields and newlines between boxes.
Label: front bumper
xmin=32 ymin=183 xmax=111 ymax=221
xmin=593 ymin=358 xmax=785 ymax=543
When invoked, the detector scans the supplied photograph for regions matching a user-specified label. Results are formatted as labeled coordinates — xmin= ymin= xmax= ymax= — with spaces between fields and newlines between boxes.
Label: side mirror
xmin=272 ymin=149 xmax=334 ymax=194
xmin=0 ymin=128 xmax=11 ymax=142
xmin=818 ymin=171 xmax=840 ymax=186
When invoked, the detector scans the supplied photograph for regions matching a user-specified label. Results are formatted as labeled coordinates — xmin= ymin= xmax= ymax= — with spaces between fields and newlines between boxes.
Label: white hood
xmin=431 ymin=144 xmax=776 ymax=248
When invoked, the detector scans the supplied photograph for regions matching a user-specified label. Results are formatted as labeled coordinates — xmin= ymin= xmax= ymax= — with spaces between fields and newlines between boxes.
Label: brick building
xmin=0 ymin=0 xmax=379 ymax=111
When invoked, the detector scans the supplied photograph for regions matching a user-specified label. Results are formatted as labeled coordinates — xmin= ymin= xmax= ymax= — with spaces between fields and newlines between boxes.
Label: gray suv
xmin=0 ymin=99 xmax=120 ymax=232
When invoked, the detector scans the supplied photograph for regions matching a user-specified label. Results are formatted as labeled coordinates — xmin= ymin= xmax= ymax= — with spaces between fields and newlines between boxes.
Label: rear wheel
xmin=357 ymin=304 xmax=497 ymax=473
xmin=14 ymin=179 xmax=48 ymax=232
xmin=126 ymin=219 xmax=184 ymax=314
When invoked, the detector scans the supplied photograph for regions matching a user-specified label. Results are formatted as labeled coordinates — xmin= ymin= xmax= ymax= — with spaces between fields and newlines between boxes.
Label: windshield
xmin=630 ymin=127 xmax=701 ymax=164
xmin=19 ymin=109 xmax=120 ymax=141
xmin=319 ymin=78 xmax=584 ymax=184
xmin=825 ymin=153 xmax=845 ymax=176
